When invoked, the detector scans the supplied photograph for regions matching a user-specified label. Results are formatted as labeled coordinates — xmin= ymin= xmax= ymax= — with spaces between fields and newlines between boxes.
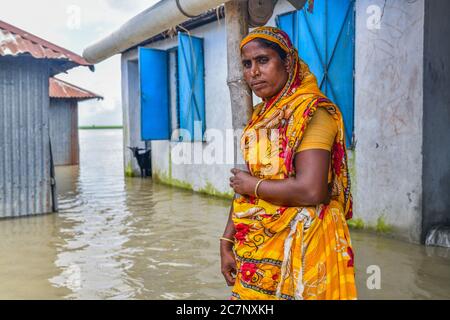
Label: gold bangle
xmin=254 ymin=179 xmax=265 ymax=198
xmin=220 ymin=237 xmax=235 ymax=244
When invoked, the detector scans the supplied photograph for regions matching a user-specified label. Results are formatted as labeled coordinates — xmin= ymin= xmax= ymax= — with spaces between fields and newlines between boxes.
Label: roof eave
xmin=124 ymin=6 xmax=225 ymax=55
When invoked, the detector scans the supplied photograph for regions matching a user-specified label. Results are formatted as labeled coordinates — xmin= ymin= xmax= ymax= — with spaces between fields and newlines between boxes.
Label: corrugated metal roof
xmin=0 ymin=20 xmax=94 ymax=72
xmin=50 ymin=77 xmax=103 ymax=100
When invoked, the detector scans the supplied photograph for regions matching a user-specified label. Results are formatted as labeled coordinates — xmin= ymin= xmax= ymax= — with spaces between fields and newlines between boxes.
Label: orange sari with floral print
xmin=230 ymin=27 xmax=356 ymax=300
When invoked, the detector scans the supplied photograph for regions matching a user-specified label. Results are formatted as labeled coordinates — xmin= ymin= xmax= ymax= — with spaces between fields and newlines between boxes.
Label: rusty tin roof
xmin=50 ymin=77 xmax=103 ymax=101
xmin=0 ymin=20 xmax=94 ymax=73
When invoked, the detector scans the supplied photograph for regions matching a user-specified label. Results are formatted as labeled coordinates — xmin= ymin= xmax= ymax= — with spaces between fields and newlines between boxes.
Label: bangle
xmin=220 ymin=237 xmax=235 ymax=244
xmin=254 ymin=179 xmax=265 ymax=198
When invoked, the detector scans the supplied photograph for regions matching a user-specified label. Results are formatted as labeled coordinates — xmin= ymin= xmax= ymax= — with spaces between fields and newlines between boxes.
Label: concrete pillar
xmin=121 ymin=53 xmax=146 ymax=177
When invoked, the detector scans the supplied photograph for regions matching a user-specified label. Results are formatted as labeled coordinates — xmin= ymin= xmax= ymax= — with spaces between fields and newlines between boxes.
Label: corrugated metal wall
xmin=0 ymin=56 xmax=55 ymax=218
xmin=49 ymin=99 xmax=79 ymax=166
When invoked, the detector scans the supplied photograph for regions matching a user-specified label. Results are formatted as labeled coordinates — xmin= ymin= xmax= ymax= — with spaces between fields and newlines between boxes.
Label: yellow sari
xmin=231 ymin=27 xmax=356 ymax=300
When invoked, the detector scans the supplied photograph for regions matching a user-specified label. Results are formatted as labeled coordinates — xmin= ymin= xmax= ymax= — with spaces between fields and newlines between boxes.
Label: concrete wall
xmin=422 ymin=0 xmax=450 ymax=241
xmin=354 ymin=0 xmax=425 ymax=242
xmin=122 ymin=20 xmax=235 ymax=197
xmin=0 ymin=56 xmax=54 ymax=218
xmin=49 ymin=99 xmax=79 ymax=166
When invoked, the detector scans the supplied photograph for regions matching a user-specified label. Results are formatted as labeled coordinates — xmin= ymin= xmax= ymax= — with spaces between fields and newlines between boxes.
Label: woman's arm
xmin=230 ymin=149 xmax=330 ymax=207
xmin=220 ymin=203 xmax=236 ymax=286
xmin=221 ymin=202 xmax=236 ymax=240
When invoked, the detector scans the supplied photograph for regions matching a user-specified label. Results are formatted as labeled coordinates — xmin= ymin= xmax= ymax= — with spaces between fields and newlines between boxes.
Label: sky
xmin=0 ymin=0 xmax=159 ymax=126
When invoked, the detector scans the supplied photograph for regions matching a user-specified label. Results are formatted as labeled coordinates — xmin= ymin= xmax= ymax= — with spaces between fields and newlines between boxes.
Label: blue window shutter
xmin=178 ymin=32 xmax=206 ymax=142
xmin=277 ymin=12 xmax=296 ymax=47
xmin=277 ymin=0 xmax=355 ymax=147
xmin=327 ymin=0 xmax=355 ymax=146
xmin=139 ymin=47 xmax=170 ymax=141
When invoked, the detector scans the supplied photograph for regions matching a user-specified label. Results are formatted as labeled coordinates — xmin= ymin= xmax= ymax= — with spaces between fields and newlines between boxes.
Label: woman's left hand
xmin=230 ymin=168 xmax=258 ymax=196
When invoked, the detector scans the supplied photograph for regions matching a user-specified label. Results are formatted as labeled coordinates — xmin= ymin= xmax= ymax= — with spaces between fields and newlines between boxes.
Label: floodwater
xmin=0 ymin=129 xmax=449 ymax=300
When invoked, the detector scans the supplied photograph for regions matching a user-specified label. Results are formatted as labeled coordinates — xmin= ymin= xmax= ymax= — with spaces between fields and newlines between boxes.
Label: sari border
xmin=235 ymin=255 xmax=283 ymax=267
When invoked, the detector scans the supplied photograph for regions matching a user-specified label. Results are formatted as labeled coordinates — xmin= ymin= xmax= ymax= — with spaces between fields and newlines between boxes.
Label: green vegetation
xmin=347 ymin=218 xmax=365 ymax=230
xmin=153 ymin=170 xmax=193 ymax=191
xmin=125 ymin=162 xmax=134 ymax=177
xmin=153 ymin=166 xmax=233 ymax=199
xmin=375 ymin=216 xmax=393 ymax=233
xmin=198 ymin=182 xmax=234 ymax=200
xmin=79 ymin=125 xmax=123 ymax=130
xmin=347 ymin=215 xmax=394 ymax=234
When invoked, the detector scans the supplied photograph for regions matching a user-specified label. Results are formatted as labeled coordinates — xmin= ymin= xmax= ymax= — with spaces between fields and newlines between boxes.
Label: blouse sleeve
xmin=296 ymin=108 xmax=338 ymax=153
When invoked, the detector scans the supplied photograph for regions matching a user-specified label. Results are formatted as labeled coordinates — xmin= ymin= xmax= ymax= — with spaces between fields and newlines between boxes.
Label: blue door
xmin=139 ymin=47 xmax=170 ymax=141
xmin=277 ymin=0 xmax=355 ymax=146
xmin=178 ymin=32 xmax=206 ymax=142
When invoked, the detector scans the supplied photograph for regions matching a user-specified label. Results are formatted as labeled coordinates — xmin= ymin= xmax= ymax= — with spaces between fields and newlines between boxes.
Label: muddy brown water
xmin=0 ymin=129 xmax=448 ymax=299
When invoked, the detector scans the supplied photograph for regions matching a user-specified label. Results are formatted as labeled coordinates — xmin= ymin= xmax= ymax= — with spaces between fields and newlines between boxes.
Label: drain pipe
xmin=83 ymin=0 xmax=232 ymax=64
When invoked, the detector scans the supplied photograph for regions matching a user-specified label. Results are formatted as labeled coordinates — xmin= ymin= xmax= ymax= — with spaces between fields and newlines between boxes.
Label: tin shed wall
xmin=49 ymin=99 xmax=79 ymax=166
xmin=0 ymin=56 xmax=54 ymax=218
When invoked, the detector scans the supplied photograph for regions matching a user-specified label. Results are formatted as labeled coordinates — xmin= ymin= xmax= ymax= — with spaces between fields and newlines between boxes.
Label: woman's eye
xmin=258 ymin=57 xmax=268 ymax=64
xmin=243 ymin=61 xmax=251 ymax=68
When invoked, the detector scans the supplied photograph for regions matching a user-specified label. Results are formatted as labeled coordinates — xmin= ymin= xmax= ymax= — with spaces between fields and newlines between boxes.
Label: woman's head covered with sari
xmin=240 ymin=27 xmax=324 ymax=108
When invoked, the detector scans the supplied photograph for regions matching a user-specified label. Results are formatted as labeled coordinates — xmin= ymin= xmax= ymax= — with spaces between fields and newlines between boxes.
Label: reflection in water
xmin=0 ymin=214 xmax=70 ymax=299
xmin=352 ymin=230 xmax=450 ymax=299
xmin=0 ymin=129 xmax=449 ymax=299
xmin=426 ymin=226 xmax=450 ymax=248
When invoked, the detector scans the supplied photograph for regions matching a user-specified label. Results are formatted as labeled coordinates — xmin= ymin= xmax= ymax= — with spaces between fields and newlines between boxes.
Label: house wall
xmin=122 ymin=20 xmax=235 ymax=197
xmin=0 ymin=56 xmax=54 ymax=218
xmin=354 ymin=0 xmax=425 ymax=242
xmin=49 ymin=99 xmax=79 ymax=166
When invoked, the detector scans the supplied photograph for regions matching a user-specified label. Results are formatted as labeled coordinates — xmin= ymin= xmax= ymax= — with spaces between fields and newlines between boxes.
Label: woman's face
xmin=241 ymin=40 xmax=290 ymax=99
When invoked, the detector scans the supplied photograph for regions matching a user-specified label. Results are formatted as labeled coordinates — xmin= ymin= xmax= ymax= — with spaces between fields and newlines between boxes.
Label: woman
xmin=220 ymin=27 xmax=357 ymax=300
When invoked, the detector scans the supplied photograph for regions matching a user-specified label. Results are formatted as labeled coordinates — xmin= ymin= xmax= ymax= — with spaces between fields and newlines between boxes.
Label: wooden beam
xmin=225 ymin=0 xmax=253 ymax=169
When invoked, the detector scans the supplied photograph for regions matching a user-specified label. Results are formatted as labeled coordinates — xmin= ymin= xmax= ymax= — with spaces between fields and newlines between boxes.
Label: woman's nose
xmin=250 ymin=64 xmax=260 ymax=78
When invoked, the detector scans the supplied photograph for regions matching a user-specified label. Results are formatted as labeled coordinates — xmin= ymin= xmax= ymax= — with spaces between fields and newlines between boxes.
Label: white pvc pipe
xmin=83 ymin=0 xmax=232 ymax=64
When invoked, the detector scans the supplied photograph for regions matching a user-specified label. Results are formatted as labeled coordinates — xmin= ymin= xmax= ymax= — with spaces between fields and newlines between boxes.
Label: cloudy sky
xmin=1 ymin=0 xmax=159 ymax=126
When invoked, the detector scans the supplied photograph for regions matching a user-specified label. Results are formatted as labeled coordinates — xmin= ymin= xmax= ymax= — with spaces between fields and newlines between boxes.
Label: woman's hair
xmin=253 ymin=38 xmax=288 ymax=62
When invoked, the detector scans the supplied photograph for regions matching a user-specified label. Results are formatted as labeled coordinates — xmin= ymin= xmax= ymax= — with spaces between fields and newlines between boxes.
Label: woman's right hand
xmin=220 ymin=244 xmax=237 ymax=286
